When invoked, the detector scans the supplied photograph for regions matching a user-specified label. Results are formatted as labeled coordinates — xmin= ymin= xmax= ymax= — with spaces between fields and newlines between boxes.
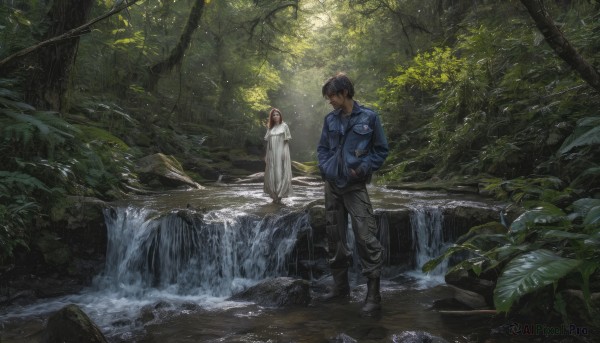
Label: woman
xmin=263 ymin=108 xmax=293 ymax=204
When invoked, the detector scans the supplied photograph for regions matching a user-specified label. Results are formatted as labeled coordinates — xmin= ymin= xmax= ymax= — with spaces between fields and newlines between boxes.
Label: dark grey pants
xmin=325 ymin=181 xmax=383 ymax=279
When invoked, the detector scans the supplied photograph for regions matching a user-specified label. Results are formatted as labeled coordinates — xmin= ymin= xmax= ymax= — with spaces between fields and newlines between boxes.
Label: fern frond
xmin=0 ymin=97 xmax=36 ymax=112
xmin=3 ymin=110 xmax=51 ymax=135
xmin=0 ymin=171 xmax=51 ymax=194
xmin=2 ymin=122 xmax=35 ymax=147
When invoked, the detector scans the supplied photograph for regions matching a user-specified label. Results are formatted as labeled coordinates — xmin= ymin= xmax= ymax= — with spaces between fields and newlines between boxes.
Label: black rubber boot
xmin=318 ymin=268 xmax=350 ymax=302
xmin=360 ymin=277 xmax=381 ymax=315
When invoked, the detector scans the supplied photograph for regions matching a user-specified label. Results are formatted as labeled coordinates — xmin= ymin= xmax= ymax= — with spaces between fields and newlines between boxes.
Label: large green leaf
xmin=510 ymin=204 xmax=566 ymax=233
xmin=541 ymin=230 xmax=589 ymax=240
xmin=583 ymin=206 xmax=600 ymax=226
xmin=571 ymin=198 xmax=600 ymax=218
xmin=559 ymin=122 xmax=600 ymax=154
xmin=494 ymin=249 xmax=581 ymax=313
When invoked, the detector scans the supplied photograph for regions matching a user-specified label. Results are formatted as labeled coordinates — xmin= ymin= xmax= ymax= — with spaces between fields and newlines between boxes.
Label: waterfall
xmin=96 ymin=206 xmax=310 ymax=297
xmin=409 ymin=207 xmax=448 ymax=278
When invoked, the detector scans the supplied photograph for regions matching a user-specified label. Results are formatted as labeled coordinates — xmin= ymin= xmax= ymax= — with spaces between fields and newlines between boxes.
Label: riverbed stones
xmin=392 ymin=330 xmax=449 ymax=343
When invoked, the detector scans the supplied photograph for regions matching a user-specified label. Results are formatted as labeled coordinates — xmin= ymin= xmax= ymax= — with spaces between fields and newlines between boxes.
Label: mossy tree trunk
xmin=24 ymin=0 xmax=94 ymax=112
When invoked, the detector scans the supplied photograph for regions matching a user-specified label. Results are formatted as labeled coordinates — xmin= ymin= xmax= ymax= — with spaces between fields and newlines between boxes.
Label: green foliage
xmin=0 ymin=79 xmax=136 ymax=263
xmin=424 ymin=197 xmax=600 ymax=324
xmin=494 ymin=249 xmax=582 ymax=313
xmin=376 ymin=1 xmax=600 ymax=184
xmin=482 ymin=176 xmax=570 ymax=205
xmin=0 ymin=171 xmax=43 ymax=264
xmin=559 ymin=117 xmax=600 ymax=154
xmin=386 ymin=47 xmax=464 ymax=93
xmin=0 ymin=2 xmax=40 ymax=58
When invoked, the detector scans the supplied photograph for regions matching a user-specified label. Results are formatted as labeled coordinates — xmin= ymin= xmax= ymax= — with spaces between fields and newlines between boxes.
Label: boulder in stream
xmin=41 ymin=304 xmax=108 ymax=343
xmin=228 ymin=277 xmax=311 ymax=307
xmin=135 ymin=153 xmax=204 ymax=189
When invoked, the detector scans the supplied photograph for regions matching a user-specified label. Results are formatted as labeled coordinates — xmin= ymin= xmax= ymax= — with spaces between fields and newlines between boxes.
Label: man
xmin=316 ymin=72 xmax=389 ymax=315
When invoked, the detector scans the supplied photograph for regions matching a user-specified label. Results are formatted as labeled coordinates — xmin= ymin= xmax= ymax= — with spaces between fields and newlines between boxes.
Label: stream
xmin=0 ymin=180 xmax=524 ymax=343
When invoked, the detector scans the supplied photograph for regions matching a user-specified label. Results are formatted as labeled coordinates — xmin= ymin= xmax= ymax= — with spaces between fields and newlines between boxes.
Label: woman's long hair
xmin=267 ymin=108 xmax=284 ymax=129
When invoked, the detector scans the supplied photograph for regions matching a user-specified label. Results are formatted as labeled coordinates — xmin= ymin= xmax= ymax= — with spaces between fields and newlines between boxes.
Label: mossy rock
xmin=35 ymin=231 xmax=72 ymax=267
xmin=41 ymin=304 xmax=108 ymax=343
xmin=135 ymin=153 xmax=203 ymax=189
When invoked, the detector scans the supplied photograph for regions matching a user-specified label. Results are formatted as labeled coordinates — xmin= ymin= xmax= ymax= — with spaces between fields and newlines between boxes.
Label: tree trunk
xmin=146 ymin=0 xmax=206 ymax=90
xmin=520 ymin=0 xmax=600 ymax=93
xmin=24 ymin=0 xmax=94 ymax=112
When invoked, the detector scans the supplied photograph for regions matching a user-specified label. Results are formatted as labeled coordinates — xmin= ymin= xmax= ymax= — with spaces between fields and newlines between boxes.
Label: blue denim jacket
xmin=317 ymin=101 xmax=389 ymax=188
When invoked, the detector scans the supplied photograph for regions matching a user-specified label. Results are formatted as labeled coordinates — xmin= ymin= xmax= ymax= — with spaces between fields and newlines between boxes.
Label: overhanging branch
xmin=520 ymin=0 xmax=600 ymax=93
xmin=0 ymin=0 xmax=141 ymax=70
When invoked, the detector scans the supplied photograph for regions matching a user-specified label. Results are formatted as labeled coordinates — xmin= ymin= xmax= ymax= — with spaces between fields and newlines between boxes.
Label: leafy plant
xmin=0 ymin=79 xmax=136 ymax=263
xmin=424 ymin=198 xmax=600 ymax=325
xmin=0 ymin=171 xmax=44 ymax=264
xmin=482 ymin=176 xmax=571 ymax=205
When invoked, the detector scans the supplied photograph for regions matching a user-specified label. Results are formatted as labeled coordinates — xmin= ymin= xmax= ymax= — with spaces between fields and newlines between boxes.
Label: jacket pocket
xmin=350 ymin=123 xmax=373 ymax=153
xmin=352 ymin=123 xmax=373 ymax=136
xmin=320 ymin=150 xmax=340 ymax=181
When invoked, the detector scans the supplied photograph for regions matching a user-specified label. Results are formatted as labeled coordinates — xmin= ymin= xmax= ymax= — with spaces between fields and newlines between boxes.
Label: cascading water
xmin=407 ymin=207 xmax=449 ymax=286
xmin=0 ymin=205 xmax=311 ymax=340
xmin=97 ymin=206 xmax=311 ymax=297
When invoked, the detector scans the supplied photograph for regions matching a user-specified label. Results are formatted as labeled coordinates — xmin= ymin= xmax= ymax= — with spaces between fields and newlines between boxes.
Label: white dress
xmin=264 ymin=122 xmax=293 ymax=201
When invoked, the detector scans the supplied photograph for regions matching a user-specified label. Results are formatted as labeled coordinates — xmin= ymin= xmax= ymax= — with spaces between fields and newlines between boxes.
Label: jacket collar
xmin=333 ymin=101 xmax=361 ymax=117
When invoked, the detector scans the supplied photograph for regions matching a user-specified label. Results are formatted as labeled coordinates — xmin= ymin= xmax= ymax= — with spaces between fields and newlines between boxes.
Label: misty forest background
xmin=1 ymin=0 xmax=600 ymax=326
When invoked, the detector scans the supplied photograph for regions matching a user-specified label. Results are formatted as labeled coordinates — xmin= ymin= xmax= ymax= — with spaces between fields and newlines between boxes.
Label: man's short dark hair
xmin=322 ymin=73 xmax=354 ymax=99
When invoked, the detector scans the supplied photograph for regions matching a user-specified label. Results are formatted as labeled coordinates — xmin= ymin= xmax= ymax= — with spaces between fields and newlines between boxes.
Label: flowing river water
xmin=0 ymin=180 xmax=529 ymax=343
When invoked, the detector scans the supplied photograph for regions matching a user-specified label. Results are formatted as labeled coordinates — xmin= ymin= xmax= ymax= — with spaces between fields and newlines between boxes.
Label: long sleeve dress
xmin=264 ymin=122 xmax=293 ymax=201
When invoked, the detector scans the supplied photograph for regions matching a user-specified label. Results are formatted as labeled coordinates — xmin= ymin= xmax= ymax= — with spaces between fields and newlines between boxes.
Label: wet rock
xmin=381 ymin=209 xmax=412 ymax=265
xmin=2 ymin=274 xmax=85 ymax=306
xmin=35 ymin=231 xmax=72 ymax=266
xmin=559 ymin=289 xmax=600 ymax=327
xmin=12 ymin=197 xmax=107 ymax=297
xmin=392 ymin=330 xmax=449 ymax=343
xmin=41 ymin=304 xmax=108 ymax=343
xmin=443 ymin=205 xmax=503 ymax=240
xmin=137 ymin=300 xmax=175 ymax=325
xmin=0 ymin=289 xmax=36 ymax=306
xmin=228 ymin=277 xmax=310 ymax=307
xmin=446 ymin=285 xmax=489 ymax=309
xmin=328 ymin=333 xmax=358 ymax=343
xmin=65 ymin=196 xmax=106 ymax=230
xmin=304 ymin=200 xmax=504 ymax=270
xmin=175 ymin=208 xmax=204 ymax=225
xmin=135 ymin=153 xmax=203 ymax=189
xmin=445 ymin=268 xmax=495 ymax=306
xmin=232 ymin=158 xmax=264 ymax=173
xmin=138 ymin=305 xmax=156 ymax=324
